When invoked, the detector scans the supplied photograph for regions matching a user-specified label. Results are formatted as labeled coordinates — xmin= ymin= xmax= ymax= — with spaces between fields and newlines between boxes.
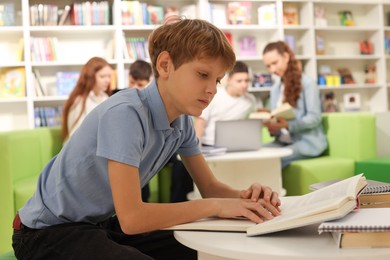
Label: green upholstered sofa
xmin=282 ymin=113 xmax=377 ymax=196
xmin=355 ymin=156 xmax=390 ymax=183
xmin=0 ymin=127 xmax=164 ymax=254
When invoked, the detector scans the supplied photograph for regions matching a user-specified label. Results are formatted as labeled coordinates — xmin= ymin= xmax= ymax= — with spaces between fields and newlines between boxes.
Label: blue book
xmin=56 ymin=72 xmax=79 ymax=96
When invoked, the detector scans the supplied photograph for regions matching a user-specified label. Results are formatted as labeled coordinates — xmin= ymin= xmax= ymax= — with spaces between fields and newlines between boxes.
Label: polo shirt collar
xmin=145 ymin=80 xmax=185 ymax=131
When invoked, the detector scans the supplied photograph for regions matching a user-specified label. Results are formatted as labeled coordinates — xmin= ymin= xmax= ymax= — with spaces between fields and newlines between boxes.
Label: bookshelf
xmin=0 ymin=0 xmax=390 ymax=131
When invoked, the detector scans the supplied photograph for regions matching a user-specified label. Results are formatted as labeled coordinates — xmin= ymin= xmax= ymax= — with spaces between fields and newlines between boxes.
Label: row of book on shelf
xmin=0 ymin=67 xmax=80 ymax=98
xmin=33 ymin=69 xmax=80 ymax=97
xmin=29 ymin=1 xmax=110 ymax=26
xmin=210 ymin=2 xmax=298 ymax=26
xmin=0 ymin=2 xmax=15 ymax=26
xmin=34 ymin=106 xmax=63 ymax=128
xmin=122 ymin=36 xmax=149 ymax=60
xmin=121 ymin=1 xmax=196 ymax=26
xmin=30 ymin=37 xmax=59 ymax=62
xmin=166 ymin=174 xmax=390 ymax=249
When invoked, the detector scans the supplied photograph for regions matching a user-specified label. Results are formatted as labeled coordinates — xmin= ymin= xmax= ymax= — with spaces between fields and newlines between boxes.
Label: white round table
xmin=174 ymin=224 xmax=390 ymax=260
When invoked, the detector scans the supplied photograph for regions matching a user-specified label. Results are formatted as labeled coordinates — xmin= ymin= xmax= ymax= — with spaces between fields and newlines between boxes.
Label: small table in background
xmin=188 ymin=147 xmax=292 ymax=199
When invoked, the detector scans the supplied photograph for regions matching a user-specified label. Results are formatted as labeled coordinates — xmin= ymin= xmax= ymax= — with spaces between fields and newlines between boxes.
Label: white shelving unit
xmin=1 ymin=0 xmax=390 ymax=131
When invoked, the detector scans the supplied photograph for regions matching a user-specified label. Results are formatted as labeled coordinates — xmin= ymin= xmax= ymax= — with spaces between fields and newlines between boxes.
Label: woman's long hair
xmin=263 ymin=41 xmax=302 ymax=107
xmin=62 ymin=57 xmax=112 ymax=140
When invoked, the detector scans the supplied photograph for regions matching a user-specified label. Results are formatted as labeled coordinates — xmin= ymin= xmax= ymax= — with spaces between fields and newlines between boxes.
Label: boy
xmin=13 ymin=17 xmax=281 ymax=259
xmin=195 ymin=60 xmax=260 ymax=146
xmin=128 ymin=59 xmax=152 ymax=88
xmin=171 ymin=61 xmax=261 ymax=202
xmin=111 ymin=59 xmax=152 ymax=95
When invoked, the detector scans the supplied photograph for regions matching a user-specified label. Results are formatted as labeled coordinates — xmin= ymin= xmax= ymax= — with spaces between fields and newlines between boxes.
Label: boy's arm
xmin=193 ymin=117 xmax=206 ymax=146
xmin=108 ymin=159 xmax=219 ymax=234
xmin=108 ymin=158 xmax=280 ymax=235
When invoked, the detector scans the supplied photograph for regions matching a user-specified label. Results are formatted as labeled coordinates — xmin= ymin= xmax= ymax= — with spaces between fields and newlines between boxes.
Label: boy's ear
xmin=156 ymin=51 xmax=171 ymax=78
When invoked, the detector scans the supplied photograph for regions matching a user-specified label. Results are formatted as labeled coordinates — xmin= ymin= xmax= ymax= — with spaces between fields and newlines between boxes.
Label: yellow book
xmin=16 ymin=38 xmax=24 ymax=62
xmin=0 ymin=67 xmax=26 ymax=98
xmin=249 ymin=102 xmax=295 ymax=121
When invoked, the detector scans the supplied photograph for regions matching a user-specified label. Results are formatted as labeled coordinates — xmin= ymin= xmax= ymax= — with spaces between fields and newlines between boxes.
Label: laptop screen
xmin=214 ymin=119 xmax=262 ymax=152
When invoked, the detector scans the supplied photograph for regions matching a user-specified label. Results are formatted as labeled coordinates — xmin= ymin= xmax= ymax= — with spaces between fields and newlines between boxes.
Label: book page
xmin=279 ymin=174 xmax=366 ymax=217
xmin=246 ymin=174 xmax=367 ymax=235
xmin=248 ymin=111 xmax=271 ymax=120
xmin=271 ymin=102 xmax=296 ymax=119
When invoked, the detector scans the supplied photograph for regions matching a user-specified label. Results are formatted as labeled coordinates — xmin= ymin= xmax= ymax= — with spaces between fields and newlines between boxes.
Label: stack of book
xmin=318 ymin=208 xmax=390 ymax=248
xmin=310 ymin=178 xmax=390 ymax=208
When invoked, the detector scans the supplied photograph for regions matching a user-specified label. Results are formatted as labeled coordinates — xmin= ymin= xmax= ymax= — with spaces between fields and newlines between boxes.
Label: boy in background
xmin=128 ymin=59 xmax=152 ymax=88
xmin=112 ymin=59 xmax=152 ymax=95
xmin=13 ymin=17 xmax=280 ymax=259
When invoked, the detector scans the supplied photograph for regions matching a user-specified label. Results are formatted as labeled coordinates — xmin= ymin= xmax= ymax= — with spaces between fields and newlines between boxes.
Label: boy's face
xmin=129 ymin=76 xmax=149 ymax=89
xmin=227 ymin=72 xmax=251 ymax=97
xmin=158 ymin=53 xmax=226 ymax=121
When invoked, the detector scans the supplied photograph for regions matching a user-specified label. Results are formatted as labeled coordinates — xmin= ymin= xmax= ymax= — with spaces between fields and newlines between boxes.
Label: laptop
xmin=214 ymin=119 xmax=262 ymax=152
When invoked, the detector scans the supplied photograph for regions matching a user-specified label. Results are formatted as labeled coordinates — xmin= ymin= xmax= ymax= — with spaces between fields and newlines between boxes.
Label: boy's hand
xmin=214 ymin=196 xmax=281 ymax=224
xmin=240 ymin=183 xmax=281 ymax=208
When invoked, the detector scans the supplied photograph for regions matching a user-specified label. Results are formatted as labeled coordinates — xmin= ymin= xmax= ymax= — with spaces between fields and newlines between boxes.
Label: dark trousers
xmin=169 ymin=154 xmax=194 ymax=202
xmin=12 ymin=215 xmax=196 ymax=260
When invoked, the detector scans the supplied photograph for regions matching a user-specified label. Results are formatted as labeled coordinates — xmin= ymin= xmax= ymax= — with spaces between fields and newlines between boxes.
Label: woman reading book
xmin=262 ymin=41 xmax=327 ymax=168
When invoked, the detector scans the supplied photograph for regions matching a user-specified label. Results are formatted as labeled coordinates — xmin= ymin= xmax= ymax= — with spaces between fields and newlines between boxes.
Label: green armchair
xmin=0 ymin=128 xmax=63 ymax=253
xmin=282 ymin=113 xmax=376 ymax=196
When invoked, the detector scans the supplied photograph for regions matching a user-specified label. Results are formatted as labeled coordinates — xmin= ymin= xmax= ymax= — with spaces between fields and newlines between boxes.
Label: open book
xmin=249 ymin=102 xmax=295 ymax=121
xmin=166 ymin=174 xmax=367 ymax=236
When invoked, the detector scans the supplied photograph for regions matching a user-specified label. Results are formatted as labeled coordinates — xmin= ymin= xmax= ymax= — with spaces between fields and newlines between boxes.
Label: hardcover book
xmin=283 ymin=3 xmax=299 ymax=25
xmin=257 ymin=3 xmax=277 ymax=26
xmin=166 ymin=174 xmax=367 ymax=236
xmin=56 ymin=72 xmax=80 ymax=96
xmin=239 ymin=36 xmax=257 ymax=56
xmin=210 ymin=3 xmax=227 ymax=26
xmin=0 ymin=67 xmax=26 ymax=98
xmin=318 ymin=208 xmax=390 ymax=248
xmin=227 ymin=2 xmax=252 ymax=25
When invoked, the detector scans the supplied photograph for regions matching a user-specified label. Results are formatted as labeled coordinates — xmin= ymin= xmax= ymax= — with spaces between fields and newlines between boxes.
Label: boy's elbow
xmin=119 ymin=218 xmax=146 ymax=235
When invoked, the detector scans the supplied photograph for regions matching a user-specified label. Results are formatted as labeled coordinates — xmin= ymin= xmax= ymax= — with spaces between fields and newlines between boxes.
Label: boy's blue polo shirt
xmin=19 ymin=80 xmax=201 ymax=229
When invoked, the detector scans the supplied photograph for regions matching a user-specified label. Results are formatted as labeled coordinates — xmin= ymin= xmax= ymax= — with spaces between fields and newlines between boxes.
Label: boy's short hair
xmin=129 ymin=60 xmax=152 ymax=81
xmin=228 ymin=61 xmax=249 ymax=77
xmin=148 ymin=16 xmax=236 ymax=78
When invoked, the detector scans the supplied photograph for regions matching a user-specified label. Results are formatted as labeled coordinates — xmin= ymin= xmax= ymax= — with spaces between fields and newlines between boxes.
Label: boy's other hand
xmin=240 ymin=183 xmax=281 ymax=208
